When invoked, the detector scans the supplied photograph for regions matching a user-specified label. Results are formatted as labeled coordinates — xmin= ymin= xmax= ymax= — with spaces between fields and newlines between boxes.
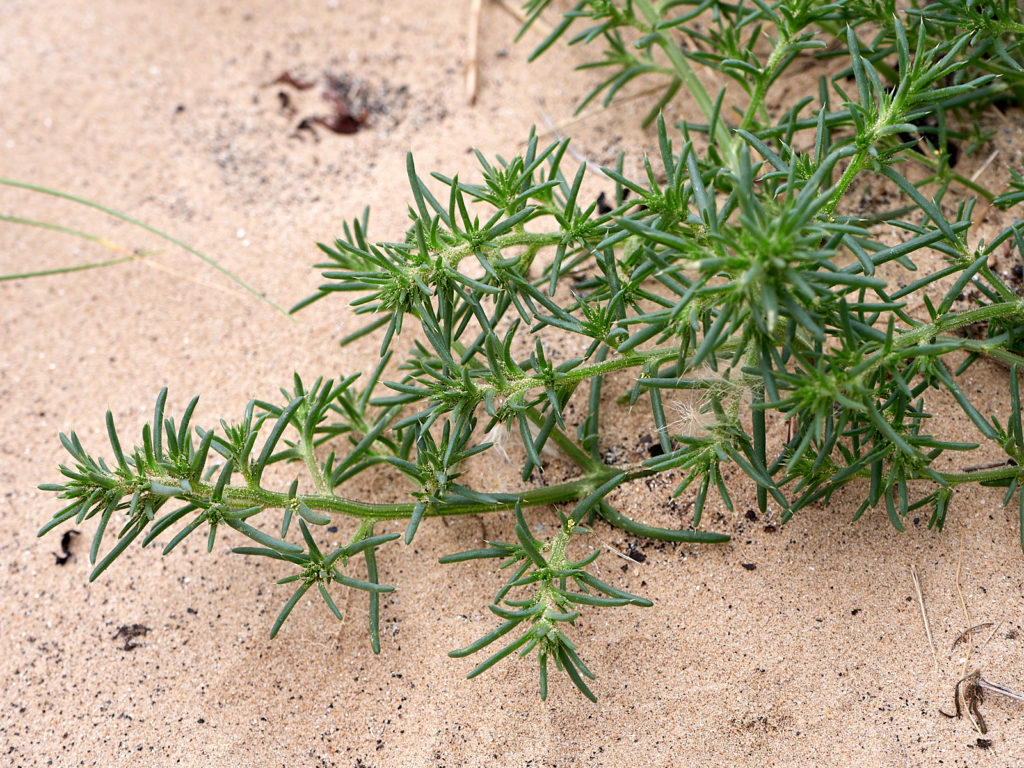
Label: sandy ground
xmin=2 ymin=1 xmax=1023 ymax=766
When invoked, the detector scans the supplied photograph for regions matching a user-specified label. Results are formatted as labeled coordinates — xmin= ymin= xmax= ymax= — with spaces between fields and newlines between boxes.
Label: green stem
xmin=348 ymin=518 xmax=377 ymax=548
xmin=165 ymin=468 xmax=645 ymax=523
xmin=836 ymin=300 xmax=1024 ymax=384
xmin=629 ymin=1 xmax=735 ymax=158
xmin=902 ymin=301 xmax=1024 ymax=342
xmin=440 ymin=231 xmax=562 ymax=270
xmin=825 ymin=149 xmax=873 ymax=216
xmin=473 ymin=316 xmax=757 ymax=411
xmin=490 ymin=349 xmax=662 ymax=400
xmin=297 ymin=433 xmax=330 ymax=495
xmin=738 ymin=31 xmax=794 ymax=133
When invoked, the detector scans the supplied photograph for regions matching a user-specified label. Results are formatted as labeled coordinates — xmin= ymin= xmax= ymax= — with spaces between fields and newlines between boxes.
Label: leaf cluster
xmin=442 ymin=507 xmax=650 ymax=701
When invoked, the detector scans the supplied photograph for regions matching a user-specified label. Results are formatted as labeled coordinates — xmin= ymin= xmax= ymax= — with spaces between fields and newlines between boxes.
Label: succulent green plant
xmin=35 ymin=1 xmax=1024 ymax=700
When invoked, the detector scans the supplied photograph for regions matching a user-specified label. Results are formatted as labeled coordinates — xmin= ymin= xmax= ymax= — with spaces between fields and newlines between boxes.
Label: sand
xmin=2 ymin=1 xmax=1023 ymax=766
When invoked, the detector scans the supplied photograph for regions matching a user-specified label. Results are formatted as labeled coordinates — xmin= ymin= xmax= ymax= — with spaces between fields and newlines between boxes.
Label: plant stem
xmin=629 ymin=0 xmax=736 ymax=158
xmin=938 ymin=465 xmax=1021 ymax=487
xmin=163 ymin=469 xmax=644 ymax=523
xmin=738 ymin=30 xmax=794 ymax=133
xmin=297 ymin=430 xmax=330 ymax=496
xmin=440 ymin=231 xmax=562 ymax=270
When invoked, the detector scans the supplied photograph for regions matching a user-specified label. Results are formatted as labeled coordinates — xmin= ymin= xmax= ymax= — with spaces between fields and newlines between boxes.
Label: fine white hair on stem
xmin=484 ymin=422 xmax=557 ymax=463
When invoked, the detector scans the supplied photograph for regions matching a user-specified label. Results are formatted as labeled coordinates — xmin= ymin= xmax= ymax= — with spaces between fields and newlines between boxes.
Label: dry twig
xmin=951 ymin=622 xmax=995 ymax=650
xmin=954 ymin=528 xmax=972 ymax=675
xmin=537 ymin=104 xmax=609 ymax=179
xmin=951 ymin=528 xmax=985 ymax=734
xmin=467 ymin=0 xmax=483 ymax=105
xmin=979 ymin=621 xmax=1004 ymax=653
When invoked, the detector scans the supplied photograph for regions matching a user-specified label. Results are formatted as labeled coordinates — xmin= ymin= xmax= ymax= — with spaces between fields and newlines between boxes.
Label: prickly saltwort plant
xmin=37 ymin=2 xmax=1024 ymax=700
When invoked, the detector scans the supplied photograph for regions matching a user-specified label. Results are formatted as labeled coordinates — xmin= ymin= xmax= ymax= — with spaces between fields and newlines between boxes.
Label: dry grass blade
xmin=910 ymin=565 xmax=940 ymax=675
